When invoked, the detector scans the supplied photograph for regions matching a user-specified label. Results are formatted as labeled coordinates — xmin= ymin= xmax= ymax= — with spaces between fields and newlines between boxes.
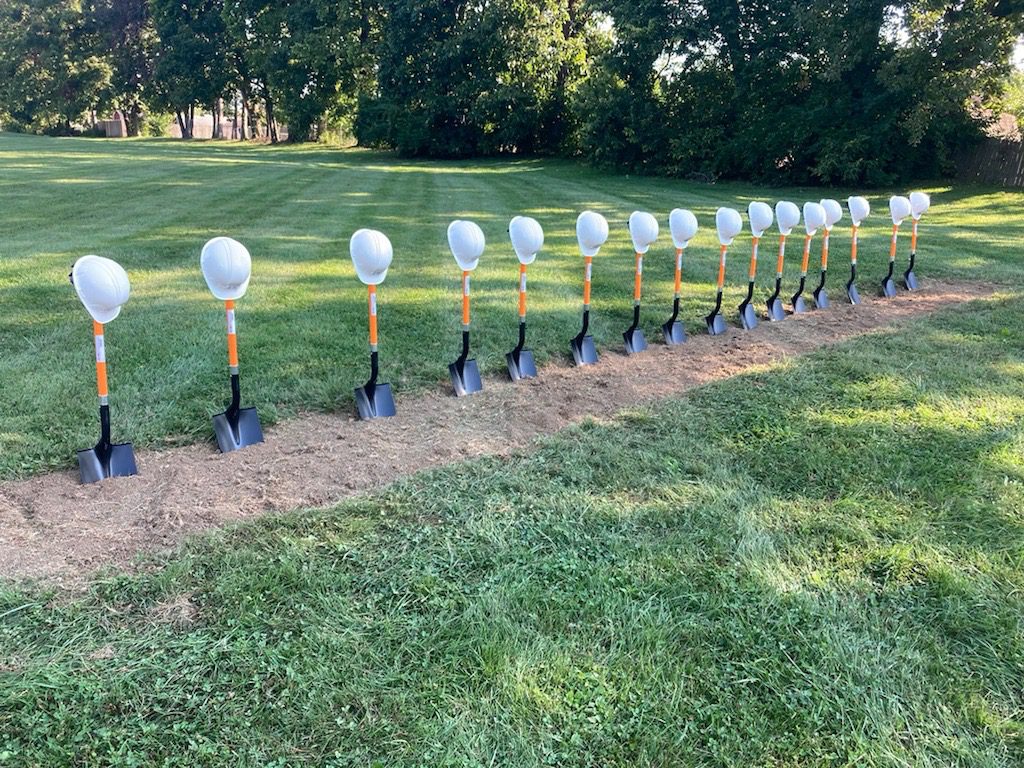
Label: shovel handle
xmin=821 ymin=232 xmax=829 ymax=271
xmin=93 ymin=320 xmax=108 ymax=402
xmin=911 ymin=221 xmax=918 ymax=253
xmin=461 ymin=270 xmax=471 ymax=327
xmin=583 ymin=256 xmax=592 ymax=307
xmin=368 ymin=284 xmax=378 ymax=350
xmin=225 ymin=299 xmax=239 ymax=372
xmin=851 ymin=225 xmax=858 ymax=266
xmin=518 ymin=263 xmax=527 ymax=319
xmin=633 ymin=252 xmax=643 ymax=304
xmin=749 ymin=237 xmax=759 ymax=281
xmin=674 ymin=247 xmax=683 ymax=297
xmin=889 ymin=224 xmax=898 ymax=263
xmin=775 ymin=235 xmax=786 ymax=277
xmin=800 ymin=235 xmax=811 ymax=275
xmin=717 ymin=244 xmax=727 ymax=291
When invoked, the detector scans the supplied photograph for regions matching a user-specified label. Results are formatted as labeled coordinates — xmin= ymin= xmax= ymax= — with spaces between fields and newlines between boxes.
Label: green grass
xmin=1 ymin=133 xmax=1023 ymax=477
xmin=2 ymin=295 xmax=1023 ymax=766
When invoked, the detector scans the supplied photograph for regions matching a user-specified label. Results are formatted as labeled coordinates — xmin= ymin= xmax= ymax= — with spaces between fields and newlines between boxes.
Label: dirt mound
xmin=0 ymin=281 xmax=996 ymax=587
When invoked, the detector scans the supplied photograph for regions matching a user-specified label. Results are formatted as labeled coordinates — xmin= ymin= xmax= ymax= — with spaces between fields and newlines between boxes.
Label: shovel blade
xmin=706 ymin=312 xmax=727 ymax=336
xmin=880 ymin=278 xmax=897 ymax=298
xmin=903 ymin=271 xmax=919 ymax=291
xmin=766 ymin=298 xmax=785 ymax=321
xmin=792 ymin=296 xmax=808 ymax=314
xmin=662 ymin=319 xmax=687 ymax=345
xmin=449 ymin=358 xmax=483 ymax=396
xmin=77 ymin=442 xmax=137 ymax=484
xmin=847 ymin=284 xmax=861 ymax=305
xmin=623 ymin=327 xmax=647 ymax=355
xmin=813 ymin=289 xmax=830 ymax=309
xmin=570 ymin=335 xmax=599 ymax=366
xmin=739 ymin=303 xmax=759 ymax=330
xmin=506 ymin=349 xmax=537 ymax=381
xmin=354 ymin=382 xmax=396 ymax=420
xmin=212 ymin=406 xmax=264 ymax=453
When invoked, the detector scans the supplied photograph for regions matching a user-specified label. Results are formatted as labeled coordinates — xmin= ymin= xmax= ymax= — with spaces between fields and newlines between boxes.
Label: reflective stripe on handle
xmin=776 ymin=235 xmax=787 ymax=277
xmin=800 ymin=235 xmax=811 ymax=275
xmin=518 ymin=263 xmax=527 ymax=319
xmin=93 ymin=320 xmax=107 ymax=400
xmin=889 ymin=225 xmax=898 ymax=263
xmin=821 ymin=233 xmax=830 ymax=270
xmin=911 ymin=221 xmax=918 ymax=253
xmin=633 ymin=253 xmax=643 ymax=303
xmin=851 ymin=226 xmax=859 ymax=265
xmin=583 ymin=257 xmax=592 ymax=306
xmin=749 ymin=237 xmax=759 ymax=281
xmin=674 ymin=248 xmax=683 ymax=297
xmin=225 ymin=299 xmax=238 ymax=370
xmin=368 ymin=284 xmax=378 ymax=349
xmin=717 ymin=244 xmax=727 ymax=290
xmin=462 ymin=271 xmax=471 ymax=326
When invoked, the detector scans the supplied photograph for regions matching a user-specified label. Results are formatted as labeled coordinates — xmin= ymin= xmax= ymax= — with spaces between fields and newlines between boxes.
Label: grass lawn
xmin=1 ymin=133 xmax=1023 ymax=477
xmin=2 ymin=294 xmax=1023 ymax=765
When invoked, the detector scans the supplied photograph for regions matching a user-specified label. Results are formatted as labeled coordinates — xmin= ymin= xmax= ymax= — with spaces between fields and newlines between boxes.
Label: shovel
xmin=355 ymin=284 xmax=396 ymax=418
xmin=766 ymin=235 xmax=787 ymax=321
xmin=880 ymin=225 xmax=899 ymax=298
xmin=662 ymin=247 xmax=687 ymax=344
xmin=812 ymin=231 xmax=830 ymax=309
xmin=623 ymin=251 xmax=648 ymax=353
xmin=705 ymin=244 xmax=728 ymax=335
xmin=737 ymin=236 xmax=760 ymax=329
xmin=846 ymin=225 xmax=861 ymax=305
xmin=790 ymin=234 xmax=812 ymax=314
xmin=450 ymin=270 xmax=483 ymax=395
xmin=570 ymin=256 xmax=599 ymax=365
xmin=77 ymin=320 xmax=138 ymax=483
xmin=904 ymin=219 xmax=920 ymax=291
xmin=506 ymin=263 xmax=537 ymax=379
xmin=212 ymin=299 xmax=264 ymax=452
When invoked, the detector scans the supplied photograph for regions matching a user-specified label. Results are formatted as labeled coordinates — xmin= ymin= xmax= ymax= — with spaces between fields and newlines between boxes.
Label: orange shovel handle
xmin=583 ymin=257 xmax=592 ymax=306
xmin=518 ymin=263 xmax=527 ymax=318
xmin=749 ymin=237 xmax=759 ymax=281
xmin=800 ymin=235 xmax=811 ymax=274
xmin=851 ymin=226 xmax=858 ymax=265
xmin=821 ymin=233 xmax=829 ymax=271
xmin=674 ymin=248 xmax=683 ymax=295
xmin=93 ymin=320 xmax=108 ymax=400
xmin=368 ymin=285 xmax=378 ymax=348
xmin=775 ymin=235 xmax=787 ymax=276
xmin=717 ymin=245 xmax=727 ymax=290
xmin=225 ymin=299 xmax=239 ymax=369
xmin=911 ymin=221 xmax=918 ymax=252
xmin=461 ymin=271 xmax=470 ymax=326
xmin=633 ymin=252 xmax=643 ymax=303
xmin=889 ymin=225 xmax=898 ymax=262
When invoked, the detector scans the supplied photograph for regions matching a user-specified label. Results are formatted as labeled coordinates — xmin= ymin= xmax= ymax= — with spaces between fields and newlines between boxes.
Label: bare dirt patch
xmin=0 ymin=280 xmax=997 ymax=587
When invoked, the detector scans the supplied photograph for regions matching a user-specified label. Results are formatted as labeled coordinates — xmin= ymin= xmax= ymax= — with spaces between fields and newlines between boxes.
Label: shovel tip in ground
xmin=904 ymin=272 xmax=919 ymax=291
xmin=813 ymin=290 xmax=830 ymax=309
xmin=449 ymin=359 xmax=483 ymax=396
xmin=506 ymin=349 xmax=537 ymax=381
xmin=662 ymin=320 xmax=687 ymax=345
xmin=77 ymin=443 xmax=138 ymax=484
xmin=881 ymin=278 xmax=898 ymax=298
xmin=706 ymin=313 xmax=727 ymax=336
xmin=570 ymin=335 xmax=599 ymax=366
xmin=739 ymin=304 xmax=759 ymax=330
xmin=212 ymin=407 xmax=264 ymax=453
xmin=623 ymin=328 xmax=648 ymax=355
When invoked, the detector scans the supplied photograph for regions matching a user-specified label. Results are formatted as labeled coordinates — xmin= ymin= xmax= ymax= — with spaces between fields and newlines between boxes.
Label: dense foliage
xmin=0 ymin=0 xmax=1021 ymax=182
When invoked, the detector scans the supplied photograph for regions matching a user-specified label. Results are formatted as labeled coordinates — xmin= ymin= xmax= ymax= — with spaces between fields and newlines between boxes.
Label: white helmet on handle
xmin=628 ymin=211 xmax=659 ymax=254
xmin=72 ymin=255 xmax=130 ymax=324
xmin=819 ymin=199 xmax=843 ymax=231
xmin=715 ymin=207 xmax=743 ymax=246
xmin=447 ymin=220 xmax=485 ymax=271
xmin=803 ymin=202 xmax=826 ymax=236
xmin=509 ymin=216 xmax=544 ymax=265
xmin=576 ymin=210 xmax=609 ymax=257
xmin=350 ymin=229 xmax=393 ymax=285
xmin=669 ymin=209 xmax=698 ymax=248
xmin=889 ymin=196 xmax=912 ymax=225
xmin=909 ymin=192 xmax=930 ymax=221
xmin=847 ymin=196 xmax=870 ymax=227
xmin=201 ymin=236 xmax=252 ymax=300
xmin=775 ymin=201 xmax=801 ymax=235
xmin=747 ymin=201 xmax=773 ymax=238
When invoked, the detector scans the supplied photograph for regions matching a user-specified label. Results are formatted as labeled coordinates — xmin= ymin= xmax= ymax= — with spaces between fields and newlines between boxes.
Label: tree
xmin=87 ymin=0 xmax=155 ymax=136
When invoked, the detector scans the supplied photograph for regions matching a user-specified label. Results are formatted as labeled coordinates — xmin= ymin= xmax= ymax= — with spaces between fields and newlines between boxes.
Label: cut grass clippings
xmin=1 ymin=295 xmax=1022 ymax=766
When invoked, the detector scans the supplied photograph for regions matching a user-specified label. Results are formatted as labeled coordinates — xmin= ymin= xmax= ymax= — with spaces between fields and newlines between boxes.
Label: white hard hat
xmin=509 ymin=216 xmax=544 ymax=265
xmin=576 ymin=210 xmax=609 ymax=257
xmin=847 ymin=196 xmax=870 ymax=226
xmin=669 ymin=209 xmax=698 ymax=248
xmin=889 ymin=196 xmax=912 ymax=225
xmin=909 ymin=192 xmax=930 ymax=220
xmin=803 ymin=202 xmax=826 ymax=235
xmin=715 ymin=207 xmax=743 ymax=246
xmin=350 ymin=229 xmax=393 ymax=285
xmin=200 ymin=236 xmax=252 ymax=300
xmin=819 ymin=199 xmax=843 ymax=230
xmin=628 ymin=211 xmax=659 ymax=254
xmin=72 ymin=255 xmax=130 ymax=324
xmin=447 ymin=220 xmax=485 ymax=271
xmin=775 ymin=201 xmax=801 ymax=235
xmin=747 ymin=201 xmax=773 ymax=238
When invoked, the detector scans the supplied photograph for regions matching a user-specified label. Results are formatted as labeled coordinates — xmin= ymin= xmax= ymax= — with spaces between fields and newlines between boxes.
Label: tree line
xmin=1 ymin=0 xmax=1021 ymax=184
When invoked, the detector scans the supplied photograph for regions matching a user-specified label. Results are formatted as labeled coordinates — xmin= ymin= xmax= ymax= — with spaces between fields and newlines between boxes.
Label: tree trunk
xmin=265 ymin=91 xmax=278 ymax=144
xmin=176 ymin=110 xmax=191 ymax=139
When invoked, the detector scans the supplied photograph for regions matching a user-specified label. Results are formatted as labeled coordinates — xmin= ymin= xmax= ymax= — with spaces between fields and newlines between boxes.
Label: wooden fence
xmin=956 ymin=138 xmax=1024 ymax=187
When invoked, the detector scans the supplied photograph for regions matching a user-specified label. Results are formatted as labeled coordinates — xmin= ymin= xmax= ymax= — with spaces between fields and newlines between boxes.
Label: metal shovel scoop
xmin=570 ymin=256 xmax=599 ymax=365
xmin=881 ymin=224 xmax=899 ymax=298
xmin=791 ymin=234 xmax=813 ymax=314
xmin=354 ymin=285 xmax=396 ymax=419
xmin=450 ymin=271 xmax=483 ymax=395
xmin=78 ymin=321 xmax=137 ymax=483
xmin=903 ymin=221 xmax=919 ymax=290
xmin=813 ymin=234 xmax=830 ymax=309
xmin=662 ymin=247 xmax=687 ymax=343
xmin=765 ymin=235 xmax=787 ymax=321
xmin=737 ymin=237 xmax=760 ymax=330
xmin=705 ymin=245 xmax=728 ymax=335
xmin=212 ymin=300 xmax=263 ymax=452
xmin=507 ymin=265 xmax=537 ymax=380
xmin=623 ymin=252 xmax=648 ymax=354
xmin=847 ymin=225 xmax=861 ymax=304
